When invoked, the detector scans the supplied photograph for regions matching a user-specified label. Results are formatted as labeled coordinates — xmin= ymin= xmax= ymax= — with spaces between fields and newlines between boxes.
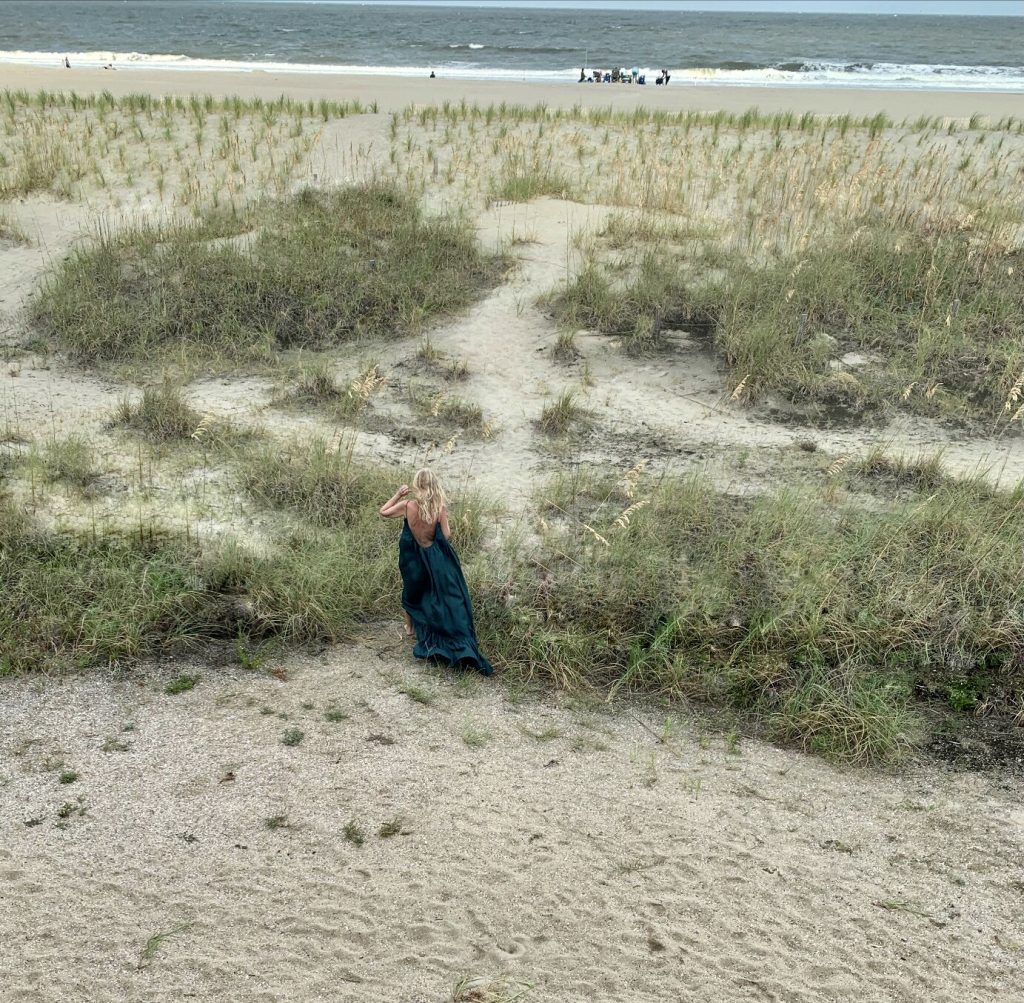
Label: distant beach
xmin=1 ymin=0 xmax=1022 ymax=91
xmin=1 ymin=63 xmax=1021 ymax=122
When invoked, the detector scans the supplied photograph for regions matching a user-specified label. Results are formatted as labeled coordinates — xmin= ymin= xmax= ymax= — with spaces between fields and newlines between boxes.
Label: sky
xmin=321 ymin=1 xmax=1023 ymax=13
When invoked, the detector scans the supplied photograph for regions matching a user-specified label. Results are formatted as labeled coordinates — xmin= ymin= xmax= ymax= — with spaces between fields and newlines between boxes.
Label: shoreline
xmin=1 ymin=63 xmax=1020 ymax=119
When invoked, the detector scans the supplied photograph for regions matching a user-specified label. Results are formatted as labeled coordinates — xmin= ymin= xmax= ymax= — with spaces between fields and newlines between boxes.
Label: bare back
xmin=406 ymin=500 xmax=447 ymax=548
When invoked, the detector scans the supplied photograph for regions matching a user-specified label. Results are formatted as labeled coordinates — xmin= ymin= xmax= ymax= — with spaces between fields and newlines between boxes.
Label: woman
xmin=379 ymin=469 xmax=493 ymax=676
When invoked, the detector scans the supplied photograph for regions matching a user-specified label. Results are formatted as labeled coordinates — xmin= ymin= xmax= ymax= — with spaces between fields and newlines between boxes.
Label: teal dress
xmin=399 ymin=519 xmax=493 ymax=676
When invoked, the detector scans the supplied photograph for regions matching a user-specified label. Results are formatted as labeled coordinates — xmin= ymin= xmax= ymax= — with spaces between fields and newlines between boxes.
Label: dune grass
xmin=546 ymin=251 xmax=703 ymax=354
xmin=36 ymin=434 xmax=99 ymax=490
xmin=468 ymin=464 xmax=1024 ymax=763
xmin=700 ymin=225 xmax=1024 ymax=424
xmin=551 ymin=218 xmax=1023 ymax=425
xmin=30 ymin=183 xmax=506 ymax=365
xmin=4 ymin=448 xmax=1021 ymax=761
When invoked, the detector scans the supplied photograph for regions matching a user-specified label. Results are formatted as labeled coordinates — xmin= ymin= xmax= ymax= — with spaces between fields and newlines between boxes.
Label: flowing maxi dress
xmin=399 ymin=519 xmax=494 ymax=675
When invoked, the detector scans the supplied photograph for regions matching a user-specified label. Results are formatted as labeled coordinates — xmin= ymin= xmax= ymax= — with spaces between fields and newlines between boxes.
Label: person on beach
xmin=379 ymin=469 xmax=493 ymax=676
xmin=64 ymin=56 xmax=70 ymax=68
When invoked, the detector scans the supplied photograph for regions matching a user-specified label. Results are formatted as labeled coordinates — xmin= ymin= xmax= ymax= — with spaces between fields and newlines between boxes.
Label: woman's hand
xmin=380 ymin=484 xmax=411 ymax=518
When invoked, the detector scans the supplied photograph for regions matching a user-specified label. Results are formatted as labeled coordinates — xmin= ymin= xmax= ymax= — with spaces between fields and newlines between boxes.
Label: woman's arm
xmin=440 ymin=506 xmax=451 ymax=538
xmin=379 ymin=485 xmax=410 ymax=518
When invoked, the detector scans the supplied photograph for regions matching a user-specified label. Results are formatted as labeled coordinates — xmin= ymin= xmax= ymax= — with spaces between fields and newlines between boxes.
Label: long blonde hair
xmin=412 ymin=468 xmax=447 ymax=525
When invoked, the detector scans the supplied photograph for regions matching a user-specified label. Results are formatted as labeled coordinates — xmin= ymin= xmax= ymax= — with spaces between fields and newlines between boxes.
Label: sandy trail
xmin=1 ymin=640 xmax=1021 ymax=1002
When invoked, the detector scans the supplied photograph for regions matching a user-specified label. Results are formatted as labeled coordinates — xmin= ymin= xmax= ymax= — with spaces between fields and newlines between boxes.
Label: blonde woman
xmin=379 ymin=468 xmax=493 ymax=675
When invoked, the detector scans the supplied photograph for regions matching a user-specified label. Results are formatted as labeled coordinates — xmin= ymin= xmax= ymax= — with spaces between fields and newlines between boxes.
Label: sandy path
xmin=1 ymin=640 xmax=1021 ymax=1003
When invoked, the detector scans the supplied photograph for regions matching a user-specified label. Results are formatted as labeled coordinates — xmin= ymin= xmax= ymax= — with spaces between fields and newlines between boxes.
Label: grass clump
xmin=470 ymin=464 xmax=1024 ymax=764
xmin=281 ymin=727 xmax=305 ymax=747
xmin=547 ymin=252 xmax=699 ymax=354
xmin=165 ymin=673 xmax=200 ymax=695
xmin=538 ymin=388 xmax=587 ymax=436
xmin=238 ymin=436 xmax=397 ymax=528
xmin=378 ymin=816 xmax=407 ymax=838
xmin=0 ymin=209 xmax=29 ymax=244
xmin=451 ymin=975 xmax=535 ymax=1002
xmin=699 ymin=225 xmax=1024 ymax=424
xmin=343 ymin=821 xmax=365 ymax=846
xmin=461 ymin=724 xmax=492 ymax=748
xmin=38 ymin=434 xmax=98 ymax=490
xmin=110 ymin=382 xmax=205 ymax=442
xmin=491 ymin=146 xmax=573 ymax=203
xmin=32 ymin=183 xmax=506 ymax=364
xmin=398 ymin=680 xmax=436 ymax=706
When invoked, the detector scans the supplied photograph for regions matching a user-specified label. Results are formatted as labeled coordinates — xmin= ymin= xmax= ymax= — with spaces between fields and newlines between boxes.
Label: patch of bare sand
xmin=1 ymin=640 xmax=1021 ymax=1002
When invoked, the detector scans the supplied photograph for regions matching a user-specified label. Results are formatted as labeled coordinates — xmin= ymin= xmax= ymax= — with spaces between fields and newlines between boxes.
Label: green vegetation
xmin=343 ymin=821 xmax=365 ymax=846
xmin=468 ymin=464 xmax=1024 ymax=763
xmin=702 ymin=227 xmax=1024 ymax=424
xmin=4 ymin=441 xmax=1022 ymax=762
xmin=110 ymin=382 xmax=208 ymax=443
xmin=165 ymin=673 xmax=200 ymax=695
xmin=538 ymin=388 xmax=587 ymax=436
xmin=0 ymin=209 xmax=29 ymax=244
xmin=490 ymin=146 xmax=573 ymax=203
xmin=31 ymin=184 xmax=506 ymax=364
xmin=551 ymin=221 xmax=1023 ymax=426
xmin=37 ymin=434 xmax=99 ymax=490
xmin=547 ymin=252 xmax=699 ymax=355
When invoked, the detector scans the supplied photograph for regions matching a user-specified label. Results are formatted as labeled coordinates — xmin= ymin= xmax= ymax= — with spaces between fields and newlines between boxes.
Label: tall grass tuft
xmin=547 ymin=252 xmax=703 ymax=354
xmin=111 ymin=382 xmax=204 ymax=441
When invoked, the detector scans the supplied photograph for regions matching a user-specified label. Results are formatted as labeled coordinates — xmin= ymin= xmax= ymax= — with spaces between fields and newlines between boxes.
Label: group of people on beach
xmin=578 ymin=66 xmax=671 ymax=86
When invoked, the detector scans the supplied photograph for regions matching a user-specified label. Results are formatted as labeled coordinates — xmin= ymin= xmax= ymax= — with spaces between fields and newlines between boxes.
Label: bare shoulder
xmin=406 ymin=498 xmax=419 ymax=520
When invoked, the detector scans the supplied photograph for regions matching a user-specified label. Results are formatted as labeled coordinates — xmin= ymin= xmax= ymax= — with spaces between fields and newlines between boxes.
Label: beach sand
xmin=2 ymin=62 xmax=1022 ymax=120
xmin=2 ymin=66 xmax=1024 ymax=1002
xmin=2 ymin=641 xmax=1022 ymax=1003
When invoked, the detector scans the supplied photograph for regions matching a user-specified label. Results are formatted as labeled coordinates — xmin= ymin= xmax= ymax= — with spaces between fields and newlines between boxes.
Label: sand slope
xmin=2 ymin=638 xmax=1021 ymax=1002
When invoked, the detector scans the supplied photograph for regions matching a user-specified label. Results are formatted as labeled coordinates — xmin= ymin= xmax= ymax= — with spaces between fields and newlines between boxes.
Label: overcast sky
xmin=324 ymin=1 xmax=1022 ymax=14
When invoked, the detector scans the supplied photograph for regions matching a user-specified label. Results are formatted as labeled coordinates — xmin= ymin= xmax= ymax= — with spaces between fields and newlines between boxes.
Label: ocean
xmin=0 ymin=0 xmax=1021 ymax=91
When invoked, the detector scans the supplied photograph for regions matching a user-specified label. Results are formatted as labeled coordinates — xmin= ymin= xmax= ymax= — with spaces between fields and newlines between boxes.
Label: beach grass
xmin=0 ymin=88 xmax=366 ymax=203
xmin=698 ymin=225 xmax=1024 ymax=424
xmin=4 ymin=439 xmax=1022 ymax=761
xmin=30 ymin=183 xmax=507 ymax=365
xmin=468 ymin=463 xmax=1024 ymax=763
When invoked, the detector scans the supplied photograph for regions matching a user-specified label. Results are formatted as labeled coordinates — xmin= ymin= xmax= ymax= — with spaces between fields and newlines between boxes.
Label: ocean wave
xmin=670 ymin=61 xmax=1024 ymax=90
xmin=0 ymin=50 xmax=1021 ymax=91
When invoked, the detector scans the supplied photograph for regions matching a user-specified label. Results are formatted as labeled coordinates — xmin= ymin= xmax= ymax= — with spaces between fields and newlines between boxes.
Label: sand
xmin=3 ymin=67 xmax=1024 ymax=1002
xmin=2 ymin=639 xmax=1022 ymax=1003
xmin=2 ymin=63 xmax=1022 ymax=121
